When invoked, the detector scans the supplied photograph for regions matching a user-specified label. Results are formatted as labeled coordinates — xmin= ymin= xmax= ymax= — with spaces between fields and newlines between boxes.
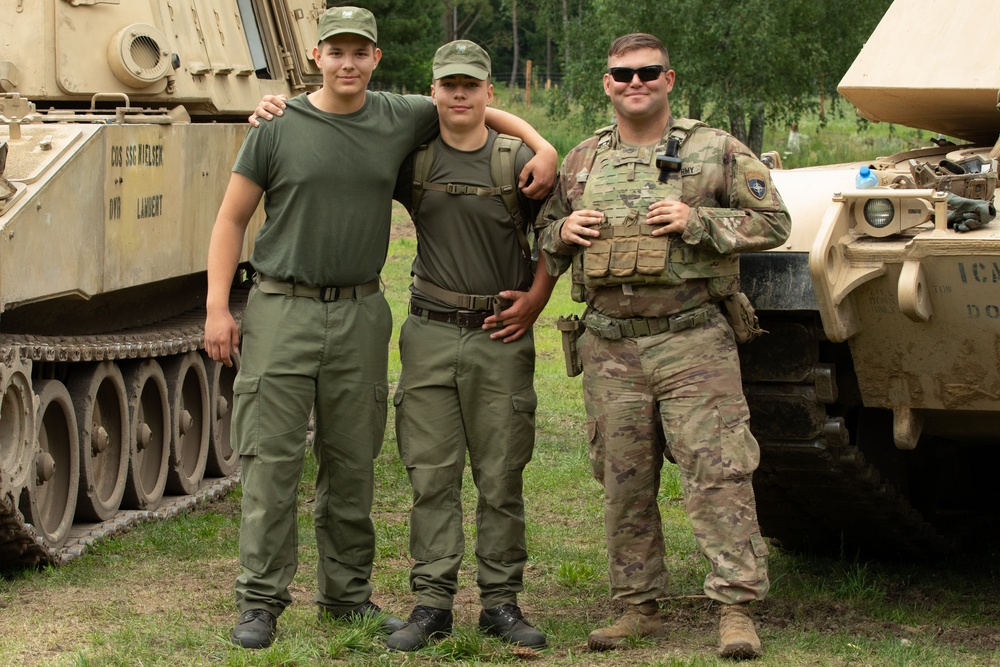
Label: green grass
xmin=2 ymin=237 xmax=997 ymax=665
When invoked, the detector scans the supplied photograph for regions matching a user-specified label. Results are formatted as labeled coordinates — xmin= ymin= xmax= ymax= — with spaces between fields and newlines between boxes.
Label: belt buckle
xmin=669 ymin=307 xmax=706 ymax=333
xmin=321 ymin=286 xmax=341 ymax=301
xmin=456 ymin=310 xmax=487 ymax=328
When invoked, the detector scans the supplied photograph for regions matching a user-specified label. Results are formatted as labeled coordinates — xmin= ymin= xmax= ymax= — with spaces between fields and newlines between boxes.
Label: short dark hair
xmin=608 ymin=33 xmax=670 ymax=69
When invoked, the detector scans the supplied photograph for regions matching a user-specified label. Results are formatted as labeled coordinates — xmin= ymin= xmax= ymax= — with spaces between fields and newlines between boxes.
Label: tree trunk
xmin=509 ymin=0 xmax=519 ymax=87
xmin=728 ymin=104 xmax=748 ymax=148
xmin=562 ymin=0 xmax=569 ymax=65
xmin=687 ymin=96 xmax=702 ymax=121
xmin=748 ymin=102 xmax=766 ymax=157
xmin=546 ymin=33 xmax=552 ymax=85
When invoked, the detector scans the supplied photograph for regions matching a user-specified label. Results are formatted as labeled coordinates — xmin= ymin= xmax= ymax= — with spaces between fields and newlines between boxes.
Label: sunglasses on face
xmin=608 ymin=65 xmax=666 ymax=83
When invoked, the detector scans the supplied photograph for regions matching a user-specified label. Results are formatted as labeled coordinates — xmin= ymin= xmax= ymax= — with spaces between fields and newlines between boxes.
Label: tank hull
xmin=0 ymin=0 xmax=325 ymax=567
xmin=744 ymin=139 xmax=1000 ymax=556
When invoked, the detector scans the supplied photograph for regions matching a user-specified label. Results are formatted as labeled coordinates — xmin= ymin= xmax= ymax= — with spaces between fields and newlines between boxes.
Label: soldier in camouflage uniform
xmin=537 ymin=33 xmax=791 ymax=660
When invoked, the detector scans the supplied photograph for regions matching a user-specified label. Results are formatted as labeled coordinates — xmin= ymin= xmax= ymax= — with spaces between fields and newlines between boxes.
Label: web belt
xmin=583 ymin=303 xmax=716 ymax=340
xmin=412 ymin=275 xmax=512 ymax=316
xmin=255 ymin=274 xmax=380 ymax=302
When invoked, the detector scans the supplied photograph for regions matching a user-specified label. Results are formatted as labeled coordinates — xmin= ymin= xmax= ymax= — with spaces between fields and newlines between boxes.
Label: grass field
xmin=0 ymin=95 xmax=997 ymax=666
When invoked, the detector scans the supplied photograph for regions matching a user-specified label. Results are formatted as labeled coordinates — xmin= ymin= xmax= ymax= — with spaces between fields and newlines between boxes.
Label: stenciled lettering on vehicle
xmin=108 ymin=142 xmax=166 ymax=221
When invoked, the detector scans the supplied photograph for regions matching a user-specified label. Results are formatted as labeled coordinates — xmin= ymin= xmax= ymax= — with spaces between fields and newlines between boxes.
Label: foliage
xmin=333 ymin=0 xmax=898 ymax=153
xmin=553 ymin=0 xmax=893 ymax=154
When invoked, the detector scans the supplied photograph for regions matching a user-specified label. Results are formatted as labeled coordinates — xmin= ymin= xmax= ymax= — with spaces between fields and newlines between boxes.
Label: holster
xmin=556 ymin=315 xmax=584 ymax=377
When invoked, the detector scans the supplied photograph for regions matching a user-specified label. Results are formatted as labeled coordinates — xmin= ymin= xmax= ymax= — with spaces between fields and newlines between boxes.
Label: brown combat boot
xmin=719 ymin=603 xmax=762 ymax=660
xmin=587 ymin=601 xmax=664 ymax=651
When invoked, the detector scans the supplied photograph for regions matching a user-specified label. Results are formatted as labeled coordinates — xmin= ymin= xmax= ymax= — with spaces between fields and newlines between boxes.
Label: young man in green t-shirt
xmin=205 ymin=7 xmax=556 ymax=651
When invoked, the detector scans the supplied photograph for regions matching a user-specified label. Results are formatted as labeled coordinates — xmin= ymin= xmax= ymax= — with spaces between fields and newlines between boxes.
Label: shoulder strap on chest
xmin=411 ymin=141 xmax=435 ymax=217
xmin=664 ymin=118 xmax=707 ymax=154
xmin=490 ymin=134 xmax=531 ymax=264
xmin=411 ymin=134 xmax=533 ymax=266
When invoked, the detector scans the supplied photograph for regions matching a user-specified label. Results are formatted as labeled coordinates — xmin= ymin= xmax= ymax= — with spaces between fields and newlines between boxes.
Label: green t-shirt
xmin=234 ymin=92 xmax=438 ymax=286
xmin=397 ymin=130 xmax=541 ymax=311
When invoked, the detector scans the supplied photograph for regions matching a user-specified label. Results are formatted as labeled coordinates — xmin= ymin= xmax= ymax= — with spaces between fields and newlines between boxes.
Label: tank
xmin=0 ymin=0 xmax=326 ymax=567
xmin=743 ymin=0 xmax=1000 ymax=556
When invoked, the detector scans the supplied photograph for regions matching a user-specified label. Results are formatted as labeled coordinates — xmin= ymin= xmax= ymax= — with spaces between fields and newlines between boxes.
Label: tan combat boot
xmin=587 ymin=601 xmax=664 ymax=651
xmin=719 ymin=603 xmax=762 ymax=660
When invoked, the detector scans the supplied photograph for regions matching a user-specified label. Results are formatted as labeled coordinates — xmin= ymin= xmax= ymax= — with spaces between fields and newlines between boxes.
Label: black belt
xmin=410 ymin=304 xmax=491 ymax=328
xmin=256 ymin=275 xmax=380 ymax=302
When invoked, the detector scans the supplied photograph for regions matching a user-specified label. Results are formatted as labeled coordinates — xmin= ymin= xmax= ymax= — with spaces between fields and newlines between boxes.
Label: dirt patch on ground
xmin=391 ymin=202 xmax=415 ymax=241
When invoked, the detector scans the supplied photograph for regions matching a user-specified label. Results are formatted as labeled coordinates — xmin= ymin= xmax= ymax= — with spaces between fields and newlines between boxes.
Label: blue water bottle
xmin=855 ymin=165 xmax=879 ymax=189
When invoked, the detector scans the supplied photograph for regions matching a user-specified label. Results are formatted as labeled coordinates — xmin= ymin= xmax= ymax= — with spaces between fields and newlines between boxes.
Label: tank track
xmin=750 ymin=427 xmax=952 ymax=557
xmin=0 ymin=294 xmax=246 ymax=570
xmin=741 ymin=316 xmax=953 ymax=557
xmin=0 ymin=476 xmax=237 ymax=569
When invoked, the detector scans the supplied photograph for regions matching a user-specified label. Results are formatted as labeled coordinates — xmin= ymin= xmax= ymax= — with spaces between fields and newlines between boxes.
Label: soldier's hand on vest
xmin=248 ymin=94 xmax=288 ymax=127
xmin=519 ymin=146 xmax=558 ymax=199
xmin=647 ymin=199 xmax=691 ymax=235
xmin=560 ymin=210 xmax=605 ymax=246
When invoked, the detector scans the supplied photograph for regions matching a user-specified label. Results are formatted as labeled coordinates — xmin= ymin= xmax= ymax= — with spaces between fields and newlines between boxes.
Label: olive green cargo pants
xmin=232 ymin=285 xmax=391 ymax=617
xmin=394 ymin=313 xmax=537 ymax=609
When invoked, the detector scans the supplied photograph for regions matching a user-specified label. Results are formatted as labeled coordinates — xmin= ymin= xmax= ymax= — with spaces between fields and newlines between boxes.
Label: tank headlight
xmin=851 ymin=194 xmax=933 ymax=238
xmin=863 ymin=198 xmax=894 ymax=228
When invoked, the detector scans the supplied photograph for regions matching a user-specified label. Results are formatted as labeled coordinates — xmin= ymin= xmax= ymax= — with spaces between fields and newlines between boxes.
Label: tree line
xmin=333 ymin=0 xmax=894 ymax=155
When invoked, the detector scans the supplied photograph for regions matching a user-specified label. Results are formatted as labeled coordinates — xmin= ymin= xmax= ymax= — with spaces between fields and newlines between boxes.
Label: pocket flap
xmin=232 ymin=372 xmax=260 ymax=395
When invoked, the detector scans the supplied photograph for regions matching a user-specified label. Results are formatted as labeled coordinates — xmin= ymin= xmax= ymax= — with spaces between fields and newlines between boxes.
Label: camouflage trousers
xmin=581 ymin=308 xmax=769 ymax=606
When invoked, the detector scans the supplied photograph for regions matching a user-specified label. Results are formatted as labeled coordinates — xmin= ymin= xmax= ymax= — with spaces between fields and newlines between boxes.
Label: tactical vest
xmin=411 ymin=134 xmax=533 ymax=266
xmin=572 ymin=119 xmax=739 ymax=300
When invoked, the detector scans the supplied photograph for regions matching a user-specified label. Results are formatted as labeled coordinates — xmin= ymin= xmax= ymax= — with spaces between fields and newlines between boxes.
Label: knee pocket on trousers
xmin=695 ymin=395 xmax=759 ymax=484
xmin=586 ymin=419 xmax=605 ymax=485
xmin=506 ymin=388 xmax=537 ymax=470
xmin=232 ymin=372 xmax=261 ymax=456
xmin=372 ymin=382 xmax=388 ymax=458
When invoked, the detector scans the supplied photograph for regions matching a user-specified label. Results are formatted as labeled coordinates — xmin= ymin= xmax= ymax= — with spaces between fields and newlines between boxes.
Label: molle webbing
xmin=583 ymin=303 xmax=716 ymax=340
xmin=579 ymin=120 xmax=738 ymax=291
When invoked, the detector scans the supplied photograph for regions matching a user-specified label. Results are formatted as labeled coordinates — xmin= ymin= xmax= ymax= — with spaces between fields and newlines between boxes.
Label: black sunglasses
xmin=608 ymin=65 xmax=666 ymax=83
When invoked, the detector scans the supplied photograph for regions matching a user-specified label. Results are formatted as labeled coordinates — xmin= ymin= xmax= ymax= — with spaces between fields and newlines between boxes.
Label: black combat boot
xmin=479 ymin=603 xmax=546 ymax=648
xmin=385 ymin=605 xmax=454 ymax=651
xmin=230 ymin=608 xmax=277 ymax=649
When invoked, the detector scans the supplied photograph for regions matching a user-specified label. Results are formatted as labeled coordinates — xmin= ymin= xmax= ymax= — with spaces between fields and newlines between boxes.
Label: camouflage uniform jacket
xmin=538 ymin=119 xmax=791 ymax=318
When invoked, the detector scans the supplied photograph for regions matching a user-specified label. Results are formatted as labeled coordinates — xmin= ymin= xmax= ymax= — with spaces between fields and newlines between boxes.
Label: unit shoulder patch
xmin=746 ymin=170 xmax=767 ymax=200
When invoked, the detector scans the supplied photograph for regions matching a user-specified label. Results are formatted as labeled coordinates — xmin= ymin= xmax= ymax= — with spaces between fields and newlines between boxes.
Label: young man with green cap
xmin=205 ymin=7 xmax=556 ymax=650
xmin=384 ymin=39 xmax=557 ymax=652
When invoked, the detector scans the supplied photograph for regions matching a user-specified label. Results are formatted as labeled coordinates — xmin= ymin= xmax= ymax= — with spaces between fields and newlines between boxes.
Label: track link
xmin=741 ymin=316 xmax=953 ymax=557
xmin=0 ymin=293 xmax=246 ymax=570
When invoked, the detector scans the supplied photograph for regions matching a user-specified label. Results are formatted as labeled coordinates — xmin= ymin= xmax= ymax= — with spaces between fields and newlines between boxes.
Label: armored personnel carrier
xmin=743 ymin=0 xmax=1000 ymax=556
xmin=0 ymin=0 xmax=326 ymax=567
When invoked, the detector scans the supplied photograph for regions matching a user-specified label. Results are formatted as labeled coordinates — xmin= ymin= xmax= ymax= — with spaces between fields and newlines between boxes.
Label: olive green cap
xmin=433 ymin=40 xmax=491 ymax=80
xmin=317 ymin=6 xmax=377 ymax=44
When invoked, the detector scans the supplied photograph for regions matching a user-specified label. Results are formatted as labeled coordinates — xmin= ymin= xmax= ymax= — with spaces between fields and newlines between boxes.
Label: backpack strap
xmin=411 ymin=141 xmax=434 ymax=219
xmin=490 ymin=134 xmax=532 ymax=265
xmin=410 ymin=134 xmax=533 ymax=267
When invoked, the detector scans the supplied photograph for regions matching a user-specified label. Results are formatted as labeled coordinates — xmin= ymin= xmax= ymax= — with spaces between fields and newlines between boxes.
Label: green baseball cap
xmin=433 ymin=40 xmax=491 ymax=80
xmin=317 ymin=6 xmax=377 ymax=44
